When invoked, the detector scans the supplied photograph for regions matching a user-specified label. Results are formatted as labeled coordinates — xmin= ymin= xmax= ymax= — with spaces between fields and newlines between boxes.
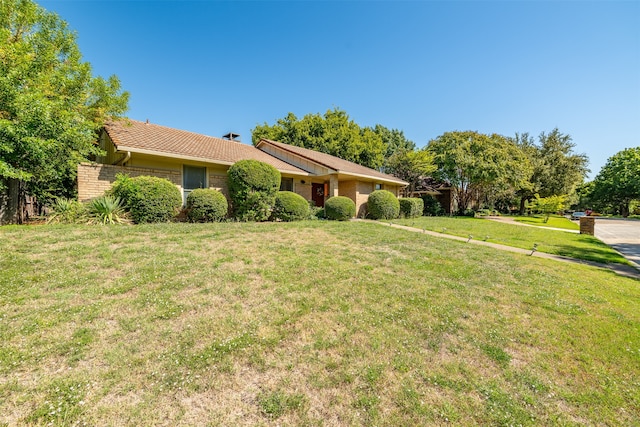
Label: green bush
xmin=324 ymin=196 xmax=355 ymax=221
xmin=271 ymin=191 xmax=310 ymax=221
xmin=47 ymin=198 xmax=87 ymax=224
xmin=227 ymin=160 xmax=281 ymax=221
xmin=367 ymin=190 xmax=400 ymax=220
xmin=422 ymin=195 xmax=444 ymax=216
xmin=110 ymin=174 xmax=182 ymax=223
xmin=186 ymin=188 xmax=228 ymax=222
xmin=399 ymin=197 xmax=424 ymax=218
xmin=88 ymin=195 xmax=128 ymax=225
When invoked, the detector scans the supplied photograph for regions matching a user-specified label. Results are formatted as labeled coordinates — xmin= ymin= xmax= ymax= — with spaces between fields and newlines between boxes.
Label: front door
xmin=312 ymin=183 xmax=325 ymax=207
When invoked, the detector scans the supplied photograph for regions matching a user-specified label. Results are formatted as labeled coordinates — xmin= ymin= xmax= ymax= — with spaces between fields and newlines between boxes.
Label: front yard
xmin=1 ymin=221 xmax=638 ymax=425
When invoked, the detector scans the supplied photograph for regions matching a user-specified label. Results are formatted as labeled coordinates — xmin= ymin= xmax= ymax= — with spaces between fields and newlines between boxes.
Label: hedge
xmin=110 ymin=174 xmax=182 ymax=223
xmin=324 ymin=196 xmax=356 ymax=221
xmin=186 ymin=188 xmax=228 ymax=222
xmin=399 ymin=197 xmax=424 ymax=218
xmin=271 ymin=191 xmax=310 ymax=221
xmin=227 ymin=160 xmax=281 ymax=221
xmin=367 ymin=190 xmax=400 ymax=220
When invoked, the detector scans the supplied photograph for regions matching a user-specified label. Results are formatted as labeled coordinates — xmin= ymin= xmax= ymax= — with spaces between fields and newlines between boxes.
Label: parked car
xmin=571 ymin=211 xmax=587 ymax=220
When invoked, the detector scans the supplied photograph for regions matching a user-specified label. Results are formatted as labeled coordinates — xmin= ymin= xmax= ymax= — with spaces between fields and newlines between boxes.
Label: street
xmin=594 ymin=218 xmax=640 ymax=267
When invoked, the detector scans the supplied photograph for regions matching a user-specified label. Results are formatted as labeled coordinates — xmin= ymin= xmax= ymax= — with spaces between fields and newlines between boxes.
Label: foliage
xmin=367 ymin=190 xmax=400 ymax=220
xmin=227 ymin=160 xmax=281 ymax=221
xmin=384 ymin=149 xmax=436 ymax=196
xmin=0 ymin=0 xmax=128 ymax=208
xmin=529 ymin=194 xmax=568 ymax=222
xmin=110 ymin=175 xmax=182 ymax=223
xmin=186 ymin=188 xmax=228 ymax=222
xmin=372 ymin=124 xmax=416 ymax=158
xmin=427 ymin=131 xmax=531 ymax=214
xmin=88 ymin=195 xmax=128 ymax=225
xmin=324 ymin=196 xmax=356 ymax=220
xmin=515 ymin=129 xmax=589 ymax=214
xmin=271 ymin=191 xmax=310 ymax=222
xmin=46 ymin=198 xmax=87 ymax=224
xmin=252 ymin=108 xmax=386 ymax=170
xmin=399 ymin=198 xmax=424 ymax=218
xmin=589 ymin=147 xmax=640 ymax=217
xmin=422 ymin=195 xmax=445 ymax=216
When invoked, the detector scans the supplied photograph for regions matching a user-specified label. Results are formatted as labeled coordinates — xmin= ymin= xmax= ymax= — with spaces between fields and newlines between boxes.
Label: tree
xmin=0 ymin=0 xmax=129 ymax=223
xmin=384 ymin=148 xmax=436 ymax=197
xmin=252 ymin=108 xmax=386 ymax=170
xmin=590 ymin=147 xmax=640 ymax=217
xmin=515 ymin=129 xmax=589 ymax=215
xmin=370 ymin=124 xmax=416 ymax=159
xmin=427 ymin=131 xmax=531 ymax=214
xmin=529 ymin=194 xmax=568 ymax=223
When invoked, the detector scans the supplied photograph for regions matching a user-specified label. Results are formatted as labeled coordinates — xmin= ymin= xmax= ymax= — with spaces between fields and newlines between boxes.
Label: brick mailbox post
xmin=579 ymin=216 xmax=595 ymax=235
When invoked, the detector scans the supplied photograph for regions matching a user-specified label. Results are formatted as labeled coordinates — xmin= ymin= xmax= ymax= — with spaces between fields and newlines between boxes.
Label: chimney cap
xmin=222 ymin=132 xmax=240 ymax=141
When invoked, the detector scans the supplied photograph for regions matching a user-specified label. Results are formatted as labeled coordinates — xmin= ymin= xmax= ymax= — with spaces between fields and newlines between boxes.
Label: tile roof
xmin=104 ymin=119 xmax=308 ymax=175
xmin=257 ymin=139 xmax=408 ymax=185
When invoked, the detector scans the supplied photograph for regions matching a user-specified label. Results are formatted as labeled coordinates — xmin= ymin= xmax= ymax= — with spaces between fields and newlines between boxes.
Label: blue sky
xmin=41 ymin=0 xmax=639 ymax=179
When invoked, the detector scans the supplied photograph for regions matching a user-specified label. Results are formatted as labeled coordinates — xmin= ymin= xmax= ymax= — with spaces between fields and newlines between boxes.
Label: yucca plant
xmin=47 ymin=198 xmax=88 ymax=224
xmin=88 ymin=196 xmax=129 ymax=225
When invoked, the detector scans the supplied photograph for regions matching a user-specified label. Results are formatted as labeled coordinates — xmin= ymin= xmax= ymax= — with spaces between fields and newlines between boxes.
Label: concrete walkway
xmin=485 ymin=215 xmax=579 ymax=233
xmin=357 ymin=219 xmax=640 ymax=280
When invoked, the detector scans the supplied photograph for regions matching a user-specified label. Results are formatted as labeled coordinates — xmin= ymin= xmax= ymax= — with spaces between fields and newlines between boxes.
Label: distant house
xmin=411 ymin=176 xmax=454 ymax=214
xmin=78 ymin=119 xmax=408 ymax=217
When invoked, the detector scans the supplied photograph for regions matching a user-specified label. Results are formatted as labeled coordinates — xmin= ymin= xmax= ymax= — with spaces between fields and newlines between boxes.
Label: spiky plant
xmin=88 ymin=196 xmax=128 ymax=225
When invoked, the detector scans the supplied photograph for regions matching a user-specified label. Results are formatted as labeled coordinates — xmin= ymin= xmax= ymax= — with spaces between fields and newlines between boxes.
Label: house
xmin=78 ymin=119 xmax=408 ymax=217
xmin=411 ymin=176 xmax=454 ymax=214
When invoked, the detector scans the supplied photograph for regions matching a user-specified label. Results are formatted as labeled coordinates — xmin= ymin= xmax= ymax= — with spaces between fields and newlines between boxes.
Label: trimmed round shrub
xmin=228 ymin=160 xmax=281 ymax=221
xmin=399 ymin=197 xmax=424 ymax=218
xmin=186 ymin=188 xmax=228 ymax=222
xmin=271 ymin=191 xmax=310 ymax=221
xmin=422 ymin=195 xmax=444 ymax=216
xmin=110 ymin=174 xmax=182 ymax=223
xmin=324 ymin=196 xmax=356 ymax=221
xmin=367 ymin=190 xmax=400 ymax=220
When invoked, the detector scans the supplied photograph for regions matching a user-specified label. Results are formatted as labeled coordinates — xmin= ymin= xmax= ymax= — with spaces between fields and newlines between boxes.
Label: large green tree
xmin=0 ymin=0 xmax=128 ymax=223
xmin=252 ymin=108 xmax=386 ymax=170
xmin=384 ymin=148 xmax=436 ymax=197
xmin=515 ymin=129 xmax=589 ymax=214
xmin=590 ymin=147 xmax=640 ymax=217
xmin=427 ymin=131 xmax=531 ymax=214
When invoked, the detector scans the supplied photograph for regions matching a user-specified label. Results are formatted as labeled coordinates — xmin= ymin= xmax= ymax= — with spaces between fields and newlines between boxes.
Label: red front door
xmin=312 ymin=183 xmax=325 ymax=207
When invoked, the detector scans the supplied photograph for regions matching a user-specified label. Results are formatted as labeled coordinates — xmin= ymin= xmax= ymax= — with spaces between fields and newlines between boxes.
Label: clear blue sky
xmin=41 ymin=0 xmax=639 ymax=179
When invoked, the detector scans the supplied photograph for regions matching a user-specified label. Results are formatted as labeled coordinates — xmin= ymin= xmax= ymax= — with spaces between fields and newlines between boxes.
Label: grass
xmin=1 ymin=221 xmax=639 ymax=426
xmin=392 ymin=216 xmax=629 ymax=265
xmin=512 ymin=215 xmax=579 ymax=231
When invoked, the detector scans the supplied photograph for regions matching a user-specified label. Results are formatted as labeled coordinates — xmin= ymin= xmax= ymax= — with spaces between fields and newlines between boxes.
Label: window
xmin=375 ymin=183 xmax=382 ymax=190
xmin=280 ymin=177 xmax=293 ymax=192
xmin=183 ymin=165 xmax=206 ymax=201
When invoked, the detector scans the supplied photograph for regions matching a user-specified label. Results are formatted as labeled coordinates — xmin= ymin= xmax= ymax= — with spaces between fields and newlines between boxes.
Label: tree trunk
xmin=519 ymin=197 xmax=527 ymax=215
xmin=0 ymin=179 xmax=25 ymax=225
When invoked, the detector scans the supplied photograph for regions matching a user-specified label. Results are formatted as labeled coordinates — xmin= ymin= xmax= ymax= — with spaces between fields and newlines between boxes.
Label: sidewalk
xmin=357 ymin=219 xmax=640 ymax=280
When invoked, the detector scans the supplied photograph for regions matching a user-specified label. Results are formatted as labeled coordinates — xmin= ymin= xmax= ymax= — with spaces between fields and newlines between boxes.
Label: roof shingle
xmin=104 ymin=120 xmax=307 ymax=174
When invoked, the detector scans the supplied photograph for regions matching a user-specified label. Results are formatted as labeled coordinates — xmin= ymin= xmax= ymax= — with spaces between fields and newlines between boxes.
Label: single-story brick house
xmin=78 ymin=119 xmax=408 ymax=217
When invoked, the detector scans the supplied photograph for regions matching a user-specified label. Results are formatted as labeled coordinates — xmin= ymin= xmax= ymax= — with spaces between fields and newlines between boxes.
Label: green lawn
xmin=513 ymin=215 xmax=579 ymax=230
xmin=392 ymin=216 xmax=629 ymax=265
xmin=1 ymin=221 xmax=639 ymax=426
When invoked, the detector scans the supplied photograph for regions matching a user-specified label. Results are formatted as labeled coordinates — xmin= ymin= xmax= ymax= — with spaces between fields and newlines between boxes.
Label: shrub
xmin=271 ymin=191 xmax=310 ymax=221
xmin=88 ymin=195 xmax=128 ymax=225
xmin=110 ymin=174 xmax=182 ymax=223
xmin=399 ymin=197 xmax=424 ymax=218
xmin=324 ymin=196 xmax=355 ymax=221
xmin=422 ymin=195 xmax=444 ymax=216
xmin=367 ymin=190 xmax=400 ymax=220
xmin=47 ymin=198 xmax=87 ymax=224
xmin=186 ymin=188 xmax=228 ymax=222
xmin=227 ymin=160 xmax=281 ymax=221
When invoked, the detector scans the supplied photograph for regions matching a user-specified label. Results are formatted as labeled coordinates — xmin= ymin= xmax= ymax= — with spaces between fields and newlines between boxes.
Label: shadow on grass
xmin=549 ymin=239 xmax=631 ymax=265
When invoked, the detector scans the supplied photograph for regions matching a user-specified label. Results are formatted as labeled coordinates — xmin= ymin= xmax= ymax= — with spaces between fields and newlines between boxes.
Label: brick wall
xmin=77 ymin=163 xmax=182 ymax=201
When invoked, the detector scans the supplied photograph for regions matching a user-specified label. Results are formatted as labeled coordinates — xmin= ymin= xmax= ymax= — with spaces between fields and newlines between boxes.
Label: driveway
xmin=594 ymin=218 xmax=640 ymax=267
